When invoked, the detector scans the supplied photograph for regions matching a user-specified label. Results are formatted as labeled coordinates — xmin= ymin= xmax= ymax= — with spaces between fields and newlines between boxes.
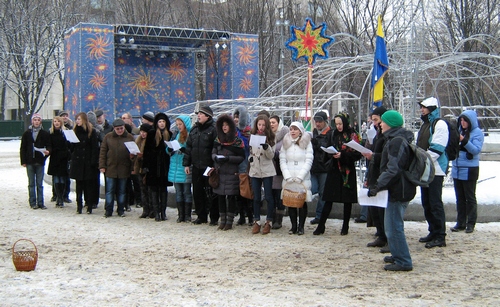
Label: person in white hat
xmin=279 ymin=121 xmax=313 ymax=235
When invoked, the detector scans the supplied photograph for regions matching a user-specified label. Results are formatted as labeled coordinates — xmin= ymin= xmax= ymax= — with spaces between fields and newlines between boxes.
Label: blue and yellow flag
xmin=370 ymin=16 xmax=389 ymax=108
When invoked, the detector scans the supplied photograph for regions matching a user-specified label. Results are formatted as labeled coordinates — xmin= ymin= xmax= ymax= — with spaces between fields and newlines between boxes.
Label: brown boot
xmin=262 ymin=221 xmax=272 ymax=235
xmin=252 ymin=221 xmax=261 ymax=234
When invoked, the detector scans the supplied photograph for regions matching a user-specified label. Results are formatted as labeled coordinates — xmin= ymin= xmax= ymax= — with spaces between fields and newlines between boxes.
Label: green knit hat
xmin=381 ymin=110 xmax=404 ymax=128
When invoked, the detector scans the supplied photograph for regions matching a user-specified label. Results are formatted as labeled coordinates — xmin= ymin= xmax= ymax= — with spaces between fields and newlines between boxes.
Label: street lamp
xmin=214 ymin=39 xmax=227 ymax=99
xmin=276 ymin=8 xmax=289 ymax=101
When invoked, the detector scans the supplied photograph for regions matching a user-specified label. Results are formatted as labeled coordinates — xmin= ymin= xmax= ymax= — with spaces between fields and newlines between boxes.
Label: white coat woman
xmin=279 ymin=122 xmax=313 ymax=235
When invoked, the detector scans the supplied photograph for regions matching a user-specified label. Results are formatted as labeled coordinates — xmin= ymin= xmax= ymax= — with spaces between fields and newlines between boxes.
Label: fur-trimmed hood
xmin=216 ymin=114 xmax=237 ymax=143
xmin=282 ymin=128 xmax=312 ymax=150
xmin=234 ymin=106 xmax=250 ymax=131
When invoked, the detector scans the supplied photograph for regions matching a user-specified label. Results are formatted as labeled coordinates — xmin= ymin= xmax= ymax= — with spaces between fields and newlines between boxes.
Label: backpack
xmin=432 ymin=118 xmax=460 ymax=161
xmin=396 ymin=137 xmax=436 ymax=187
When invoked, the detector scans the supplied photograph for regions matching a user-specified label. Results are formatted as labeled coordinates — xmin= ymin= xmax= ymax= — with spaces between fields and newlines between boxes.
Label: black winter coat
xmin=376 ymin=127 xmax=417 ymax=202
xmin=142 ymin=129 xmax=171 ymax=187
xmin=311 ymin=126 xmax=333 ymax=173
xmin=183 ymin=118 xmax=217 ymax=169
xmin=366 ymin=130 xmax=387 ymax=188
xmin=322 ymin=127 xmax=362 ymax=203
xmin=212 ymin=143 xmax=245 ymax=196
xmin=20 ymin=127 xmax=51 ymax=166
xmin=70 ymin=126 xmax=99 ymax=181
xmin=48 ymin=129 xmax=70 ymax=177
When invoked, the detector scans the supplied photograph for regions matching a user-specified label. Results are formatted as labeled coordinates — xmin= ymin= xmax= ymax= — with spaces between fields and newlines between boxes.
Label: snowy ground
xmin=1 ymin=139 xmax=500 ymax=306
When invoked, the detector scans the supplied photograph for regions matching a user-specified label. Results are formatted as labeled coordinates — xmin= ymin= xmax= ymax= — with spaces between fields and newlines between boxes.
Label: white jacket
xmin=279 ymin=131 xmax=313 ymax=201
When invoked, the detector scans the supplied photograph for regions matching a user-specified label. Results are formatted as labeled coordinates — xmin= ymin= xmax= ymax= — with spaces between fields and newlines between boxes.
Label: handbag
xmin=208 ymin=168 xmax=220 ymax=189
xmin=239 ymin=173 xmax=254 ymax=199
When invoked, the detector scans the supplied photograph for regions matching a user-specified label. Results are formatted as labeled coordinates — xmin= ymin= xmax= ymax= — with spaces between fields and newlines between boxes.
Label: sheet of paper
xmin=249 ymin=134 xmax=267 ymax=148
xmin=358 ymin=188 xmax=388 ymax=208
xmin=34 ymin=147 xmax=47 ymax=157
xmin=63 ymin=129 xmax=80 ymax=143
xmin=165 ymin=140 xmax=181 ymax=151
xmin=203 ymin=166 xmax=213 ymax=177
xmin=345 ymin=140 xmax=372 ymax=154
xmin=320 ymin=146 xmax=338 ymax=154
xmin=367 ymin=126 xmax=377 ymax=144
xmin=216 ymin=155 xmax=225 ymax=158
xmin=124 ymin=141 xmax=141 ymax=155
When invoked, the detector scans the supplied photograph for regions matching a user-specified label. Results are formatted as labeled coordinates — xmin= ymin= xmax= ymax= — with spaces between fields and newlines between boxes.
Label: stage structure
xmin=64 ymin=23 xmax=259 ymax=119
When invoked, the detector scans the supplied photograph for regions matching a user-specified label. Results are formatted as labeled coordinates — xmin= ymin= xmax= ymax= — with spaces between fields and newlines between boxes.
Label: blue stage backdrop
xmin=65 ymin=23 xmax=259 ymax=119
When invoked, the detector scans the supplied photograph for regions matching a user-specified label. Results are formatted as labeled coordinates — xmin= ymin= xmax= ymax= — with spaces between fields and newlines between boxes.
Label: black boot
xmin=341 ymin=203 xmax=352 ymax=235
xmin=160 ymin=190 xmax=167 ymax=221
xmin=177 ymin=201 xmax=185 ymax=223
xmin=298 ymin=203 xmax=308 ymax=235
xmin=185 ymin=202 xmax=192 ymax=222
xmin=218 ymin=212 xmax=226 ymax=230
xmin=76 ymin=201 xmax=83 ymax=214
xmin=245 ymin=199 xmax=253 ymax=226
xmin=313 ymin=201 xmax=332 ymax=235
xmin=150 ymin=190 xmax=160 ymax=221
xmin=288 ymin=208 xmax=298 ymax=234
xmin=236 ymin=197 xmax=246 ymax=225
xmin=55 ymin=183 xmax=65 ymax=208
xmin=272 ymin=209 xmax=285 ymax=229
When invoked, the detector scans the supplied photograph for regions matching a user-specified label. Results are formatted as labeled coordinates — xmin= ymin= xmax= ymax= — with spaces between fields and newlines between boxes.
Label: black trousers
xmin=420 ymin=176 xmax=446 ymax=239
xmin=453 ymin=179 xmax=478 ymax=227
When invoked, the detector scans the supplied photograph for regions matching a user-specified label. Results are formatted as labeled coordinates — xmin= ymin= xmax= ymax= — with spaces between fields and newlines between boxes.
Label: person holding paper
xmin=47 ymin=116 xmax=70 ymax=208
xmin=279 ymin=122 xmax=313 ymax=235
xmin=168 ymin=115 xmax=193 ymax=223
xmin=70 ymin=112 xmax=99 ymax=214
xmin=134 ymin=123 xmax=152 ymax=218
xmin=248 ymin=114 xmax=276 ymax=234
xmin=142 ymin=113 xmax=172 ymax=221
xmin=211 ymin=114 xmax=245 ymax=230
xmin=369 ymin=110 xmax=416 ymax=271
xmin=362 ymin=106 xmax=389 ymax=249
xmin=99 ymin=118 xmax=135 ymax=217
xmin=183 ymin=105 xmax=218 ymax=225
xmin=313 ymin=113 xmax=362 ymax=236
xmin=20 ymin=113 xmax=51 ymax=210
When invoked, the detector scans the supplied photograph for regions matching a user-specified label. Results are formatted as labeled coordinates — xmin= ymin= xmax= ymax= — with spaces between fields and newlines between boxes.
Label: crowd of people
xmin=20 ymin=97 xmax=484 ymax=272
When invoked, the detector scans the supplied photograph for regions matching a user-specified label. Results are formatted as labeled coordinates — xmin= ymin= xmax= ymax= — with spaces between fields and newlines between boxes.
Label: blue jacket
xmin=168 ymin=115 xmax=193 ymax=183
xmin=451 ymin=110 xmax=483 ymax=181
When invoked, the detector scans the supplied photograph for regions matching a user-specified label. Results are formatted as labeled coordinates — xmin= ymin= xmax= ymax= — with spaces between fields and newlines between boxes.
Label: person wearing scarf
xmin=212 ymin=114 xmax=245 ymax=230
xmin=313 ymin=113 xmax=362 ymax=236
xmin=142 ymin=113 xmax=172 ymax=221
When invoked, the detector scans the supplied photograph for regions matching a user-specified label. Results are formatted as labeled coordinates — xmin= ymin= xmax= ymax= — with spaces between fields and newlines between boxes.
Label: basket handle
xmin=283 ymin=181 xmax=307 ymax=190
xmin=12 ymin=239 xmax=37 ymax=254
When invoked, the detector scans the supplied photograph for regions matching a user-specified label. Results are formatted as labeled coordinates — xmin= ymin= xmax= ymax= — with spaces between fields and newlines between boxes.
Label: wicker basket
xmin=12 ymin=239 xmax=38 ymax=272
xmin=282 ymin=182 xmax=307 ymax=208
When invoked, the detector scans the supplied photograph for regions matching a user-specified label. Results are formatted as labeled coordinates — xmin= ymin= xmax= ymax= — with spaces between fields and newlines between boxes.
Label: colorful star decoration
xmin=286 ymin=18 xmax=334 ymax=65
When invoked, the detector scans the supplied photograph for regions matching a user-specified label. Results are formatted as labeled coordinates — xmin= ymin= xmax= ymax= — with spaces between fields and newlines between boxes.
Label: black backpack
xmin=432 ymin=118 xmax=460 ymax=161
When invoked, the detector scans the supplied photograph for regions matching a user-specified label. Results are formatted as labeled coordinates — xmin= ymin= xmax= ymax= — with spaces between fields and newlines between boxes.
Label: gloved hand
xmin=293 ymin=177 xmax=303 ymax=183
xmin=285 ymin=177 xmax=294 ymax=183
xmin=249 ymin=157 xmax=254 ymax=163
xmin=260 ymin=143 xmax=269 ymax=150
xmin=179 ymin=147 xmax=186 ymax=154
xmin=367 ymin=187 xmax=379 ymax=197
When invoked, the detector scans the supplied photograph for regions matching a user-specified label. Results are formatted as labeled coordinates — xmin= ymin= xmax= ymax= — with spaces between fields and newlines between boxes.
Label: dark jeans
xmin=105 ymin=177 xmax=127 ymax=215
xmin=26 ymin=164 xmax=44 ymax=207
xmin=251 ymin=176 xmax=274 ymax=222
xmin=453 ymin=179 xmax=478 ymax=227
xmin=385 ymin=200 xmax=412 ymax=268
xmin=420 ymin=175 xmax=446 ymax=240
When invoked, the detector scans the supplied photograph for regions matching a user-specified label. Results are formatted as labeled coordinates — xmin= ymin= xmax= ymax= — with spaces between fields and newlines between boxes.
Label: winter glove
xmin=285 ymin=177 xmax=294 ymax=183
xmin=260 ymin=143 xmax=269 ymax=150
xmin=293 ymin=177 xmax=303 ymax=183
xmin=249 ymin=157 xmax=254 ymax=163
xmin=179 ymin=147 xmax=186 ymax=154
xmin=367 ymin=187 xmax=379 ymax=197
xmin=466 ymin=152 xmax=473 ymax=160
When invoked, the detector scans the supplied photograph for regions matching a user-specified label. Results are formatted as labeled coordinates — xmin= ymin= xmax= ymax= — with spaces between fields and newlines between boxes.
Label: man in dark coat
xmin=183 ymin=105 xmax=217 ymax=225
xmin=310 ymin=111 xmax=333 ymax=224
xmin=99 ymin=119 xmax=134 ymax=217
xmin=20 ymin=113 xmax=51 ymax=209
